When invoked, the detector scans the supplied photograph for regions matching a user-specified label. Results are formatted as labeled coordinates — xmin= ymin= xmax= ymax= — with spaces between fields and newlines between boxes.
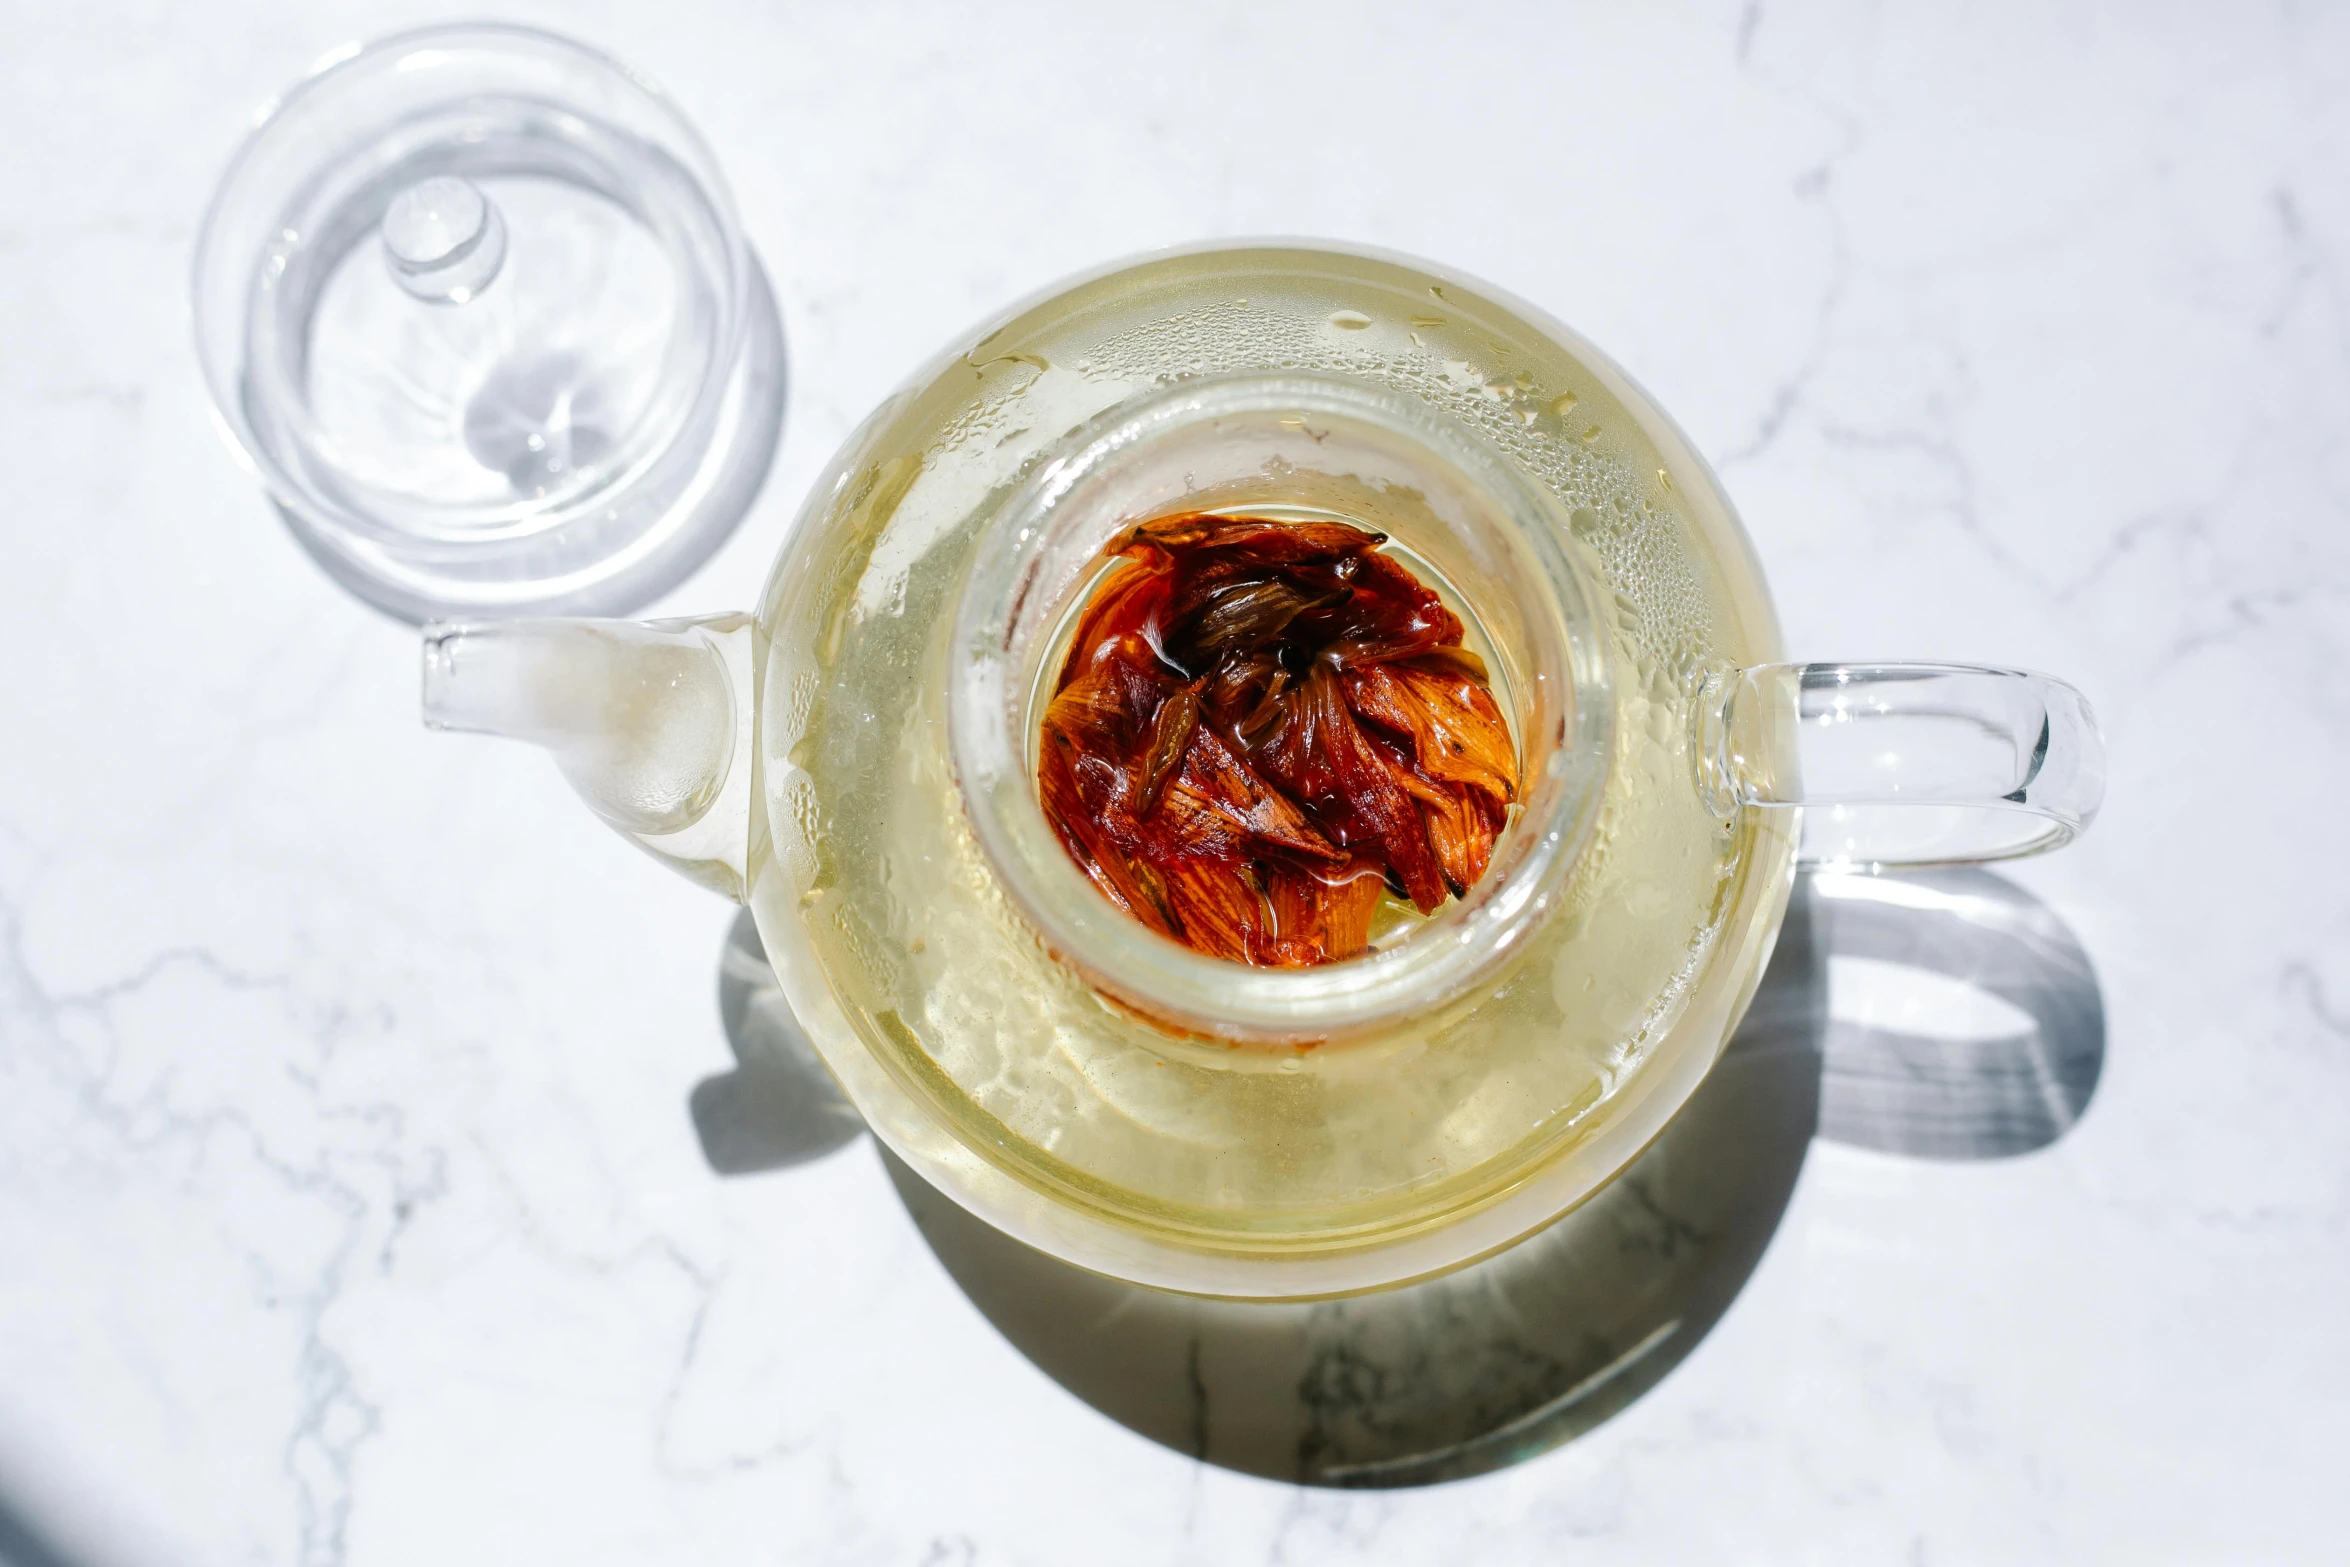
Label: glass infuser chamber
xmin=423 ymin=242 xmax=2103 ymax=1298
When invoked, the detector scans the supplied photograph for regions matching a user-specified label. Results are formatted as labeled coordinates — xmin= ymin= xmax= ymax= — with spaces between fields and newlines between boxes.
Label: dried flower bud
xmin=1037 ymin=513 xmax=1518 ymax=967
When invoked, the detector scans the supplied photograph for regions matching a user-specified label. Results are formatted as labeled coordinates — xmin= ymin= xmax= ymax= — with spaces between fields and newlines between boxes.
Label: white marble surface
xmin=4 ymin=2 xmax=2346 ymax=1561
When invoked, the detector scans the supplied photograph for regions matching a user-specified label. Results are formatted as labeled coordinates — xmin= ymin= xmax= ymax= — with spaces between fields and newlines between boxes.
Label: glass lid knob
xmin=381 ymin=176 xmax=509 ymax=304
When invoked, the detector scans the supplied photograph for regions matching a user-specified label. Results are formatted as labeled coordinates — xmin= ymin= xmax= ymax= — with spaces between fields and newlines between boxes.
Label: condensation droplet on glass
xmin=1328 ymin=310 xmax=1373 ymax=330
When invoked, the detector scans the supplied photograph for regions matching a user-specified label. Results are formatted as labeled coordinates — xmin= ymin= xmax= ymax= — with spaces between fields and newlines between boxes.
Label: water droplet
xmin=1328 ymin=309 xmax=1373 ymax=330
xmin=1657 ymin=468 xmax=1674 ymax=491
xmin=967 ymin=349 xmax=1051 ymax=375
xmin=1550 ymin=391 xmax=1579 ymax=416
xmin=1580 ymin=425 xmax=1602 ymax=444
xmin=1410 ymin=314 xmax=1445 ymax=330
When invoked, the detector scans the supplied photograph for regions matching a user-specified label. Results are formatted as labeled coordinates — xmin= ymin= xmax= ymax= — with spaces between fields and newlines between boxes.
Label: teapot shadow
xmin=697 ymin=869 xmax=2104 ymax=1485
xmin=1811 ymin=867 xmax=2104 ymax=1160
xmin=691 ymin=911 xmax=863 ymax=1174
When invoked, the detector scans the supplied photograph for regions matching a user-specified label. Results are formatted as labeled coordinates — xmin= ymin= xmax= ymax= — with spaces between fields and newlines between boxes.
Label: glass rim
xmin=946 ymin=370 xmax=1618 ymax=1044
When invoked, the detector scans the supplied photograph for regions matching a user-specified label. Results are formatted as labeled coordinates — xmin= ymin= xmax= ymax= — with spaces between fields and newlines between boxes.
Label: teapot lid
xmin=193 ymin=23 xmax=784 ymax=621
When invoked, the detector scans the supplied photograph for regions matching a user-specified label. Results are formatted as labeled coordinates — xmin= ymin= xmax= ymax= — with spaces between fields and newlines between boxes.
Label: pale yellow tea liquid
xmin=753 ymin=246 xmax=1790 ymax=1263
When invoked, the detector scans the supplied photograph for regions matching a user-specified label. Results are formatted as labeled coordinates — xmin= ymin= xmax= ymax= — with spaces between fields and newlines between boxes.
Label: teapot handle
xmin=1693 ymin=663 xmax=2106 ymax=868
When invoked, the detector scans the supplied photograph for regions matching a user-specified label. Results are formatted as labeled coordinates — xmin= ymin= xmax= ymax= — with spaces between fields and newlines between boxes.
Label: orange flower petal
xmin=1043 ymin=514 xmax=1516 ymax=966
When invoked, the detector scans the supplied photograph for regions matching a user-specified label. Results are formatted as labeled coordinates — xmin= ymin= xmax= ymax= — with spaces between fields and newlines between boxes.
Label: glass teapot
xmin=422 ymin=242 xmax=2103 ymax=1298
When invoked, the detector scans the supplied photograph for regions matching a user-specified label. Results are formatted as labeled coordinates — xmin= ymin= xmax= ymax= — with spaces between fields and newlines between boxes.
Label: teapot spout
xmin=423 ymin=613 xmax=758 ymax=898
